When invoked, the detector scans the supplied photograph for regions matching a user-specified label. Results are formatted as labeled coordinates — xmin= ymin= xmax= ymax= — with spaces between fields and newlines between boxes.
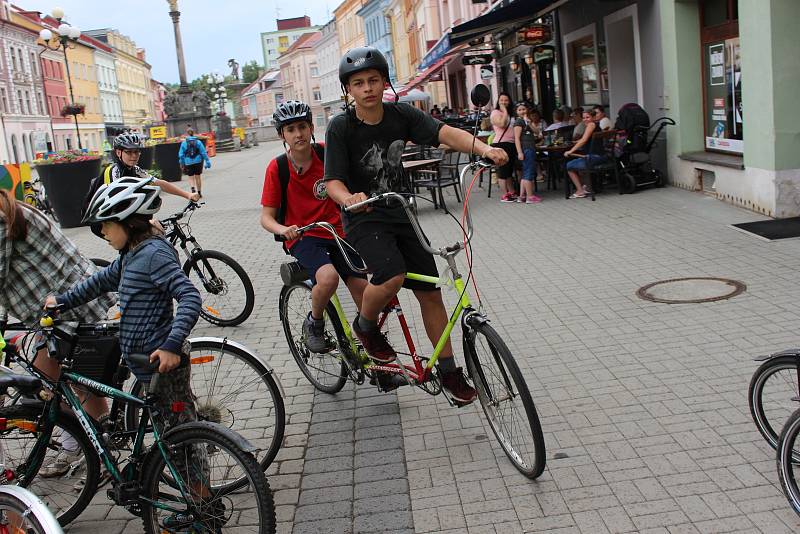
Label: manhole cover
xmin=636 ymin=277 xmax=746 ymax=304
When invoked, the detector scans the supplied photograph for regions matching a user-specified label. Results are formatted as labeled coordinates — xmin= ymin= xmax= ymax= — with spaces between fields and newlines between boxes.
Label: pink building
xmin=151 ymin=79 xmax=166 ymax=123
xmin=239 ymin=70 xmax=283 ymax=127
xmin=278 ymin=32 xmax=323 ymax=127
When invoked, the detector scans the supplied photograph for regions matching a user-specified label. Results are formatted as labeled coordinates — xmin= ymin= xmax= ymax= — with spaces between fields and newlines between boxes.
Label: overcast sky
xmin=26 ymin=0 xmax=333 ymax=83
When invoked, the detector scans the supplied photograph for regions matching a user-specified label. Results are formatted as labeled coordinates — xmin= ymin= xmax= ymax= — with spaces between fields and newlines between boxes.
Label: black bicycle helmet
xmin=338 ymin=46 xmax=390 ymax=87
xmin=273 ymin=100 xmax=312 ymax=133
xmin=113 ymin=132 xmax=144 ymax=150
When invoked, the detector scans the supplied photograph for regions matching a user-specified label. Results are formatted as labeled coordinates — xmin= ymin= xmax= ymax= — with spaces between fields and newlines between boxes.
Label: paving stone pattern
xmin=55 ymin=141 xmax=800 ymax=533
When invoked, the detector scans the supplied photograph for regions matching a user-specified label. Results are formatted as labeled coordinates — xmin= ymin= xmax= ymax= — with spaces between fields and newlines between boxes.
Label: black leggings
xmin=493 ymin=142 xmax=517 ymax=179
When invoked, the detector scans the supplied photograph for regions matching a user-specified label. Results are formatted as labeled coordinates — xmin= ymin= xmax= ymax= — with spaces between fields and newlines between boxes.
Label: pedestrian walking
xmin=179 ymin=128 xmax=211 ymax=198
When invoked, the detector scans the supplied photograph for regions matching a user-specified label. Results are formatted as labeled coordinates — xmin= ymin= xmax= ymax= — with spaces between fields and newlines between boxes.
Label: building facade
xmin=385 ymin=0 xmax=413 ymax=85
xmin=334 ymin=0 xmax=366 ymax=54
xmin=0 ymin=7 xmax=51 ymax=162
xmin=151 ymin=79 xmax=166 ymax=123
xmin=93 ymin=47 xmax=123 ymax=137
xmin=261 ymin=16 xmax=320 ymax=71
xmin=312 ymin=19 xmax=341 ymax=127
xmin=278 ymin=32 xmax=324 ymax=128
xmin=357 ymin=0 xmax=396 ymax=83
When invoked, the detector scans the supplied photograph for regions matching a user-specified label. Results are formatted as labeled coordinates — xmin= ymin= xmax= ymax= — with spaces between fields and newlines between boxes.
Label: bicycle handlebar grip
xmin=128 ymin=353 xmax=160 ymax=373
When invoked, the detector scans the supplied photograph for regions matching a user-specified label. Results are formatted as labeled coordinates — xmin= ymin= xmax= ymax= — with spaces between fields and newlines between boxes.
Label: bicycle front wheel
xmin=127 ymin=338 xmax=285 ymax=483
xmin=279 ymin=282 xmax=348 ymax=393
xmin=749 ymin=355 xmax=800 ymax=450
xmin=0 ymin=404 xmax=100 ymax=526
xmin=139 ymin=424 xmax=275 ymax=534
xmin=463 ymin=322 xmax=546 ymax=478
xmin=184 ymin=249 xmax=255 ymax=327
xmin=0 ymin=486 xmax=63 ymax=534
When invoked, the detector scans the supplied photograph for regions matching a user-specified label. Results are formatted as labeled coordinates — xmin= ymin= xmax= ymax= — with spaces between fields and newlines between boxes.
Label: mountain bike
xmin=748 ymin=348 xmax=800 ymax=450
xmin=279 ymin=160 xmax=546 ymax=478
xmin=0 ymin=485 xmax=63 ymax=534
xmin=0 ymin=310 xmax=276 ymax=532
xmin=23 ymin=178 xmax=57 ymax=222
xmin=777 ymin=407 xmax=800 ymax=516
xmin=2 ymin=321 xmax=285 ymax=482
xmin=92 ymin=201 xmax=255 ymax=327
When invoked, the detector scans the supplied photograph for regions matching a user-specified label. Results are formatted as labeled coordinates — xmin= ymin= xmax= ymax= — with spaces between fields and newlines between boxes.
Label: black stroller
xmin=614 ymin=103 xmax=675 ymax=194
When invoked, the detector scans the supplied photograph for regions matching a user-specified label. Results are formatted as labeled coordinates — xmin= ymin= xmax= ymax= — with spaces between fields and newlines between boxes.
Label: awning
xmin=450 ymin=0 xmax=561 ymax=46
xmin=404 ymin=56 xmax=449 ymax=92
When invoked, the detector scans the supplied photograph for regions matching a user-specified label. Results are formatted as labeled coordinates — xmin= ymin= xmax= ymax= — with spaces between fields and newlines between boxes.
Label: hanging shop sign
xmin=533 ymin=45 xmax=555 ymax=63
xmin=480 ymin=66 xmax=494 ymax=79
xmin=517 ymin=24 xmax=552 ymax=46
xmin=462 ymin=54 xmax=494 ymax=66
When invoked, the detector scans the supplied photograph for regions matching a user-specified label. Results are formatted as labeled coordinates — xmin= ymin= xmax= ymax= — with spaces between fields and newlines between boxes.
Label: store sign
xmin=418 ymin=35 xmax=450 ymax=71
xmin=533 ymin=45 xmax=555 ymax=63
xmin=462 ymin=54 xmax=493 ymax=66
xmin=480 ymin=66 xmax=494 ymax=79
xmin=149 ymin=126 xmax=166 ymax=139
xmin=517 ymin=25 xmax=551 ymax=46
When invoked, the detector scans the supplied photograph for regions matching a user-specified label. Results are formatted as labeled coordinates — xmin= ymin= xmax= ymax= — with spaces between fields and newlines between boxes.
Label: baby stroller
xmin=614 ymin=103 xmax=675 ymax=194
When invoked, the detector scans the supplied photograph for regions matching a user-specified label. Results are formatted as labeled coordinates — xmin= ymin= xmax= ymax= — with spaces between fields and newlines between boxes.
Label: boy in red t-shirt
xmin=260 ymin=101 xmax=367 ymax=353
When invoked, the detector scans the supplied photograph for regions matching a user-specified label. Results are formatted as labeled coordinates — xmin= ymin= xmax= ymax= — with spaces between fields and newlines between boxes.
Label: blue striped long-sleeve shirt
xmin=56 ymin=237 xmax=201 ymax=373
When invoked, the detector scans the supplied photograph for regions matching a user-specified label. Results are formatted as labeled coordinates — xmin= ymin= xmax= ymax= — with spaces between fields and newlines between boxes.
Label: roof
xmin=277 ymin=16 xmax=311 ymax=31
xmin=241 ymin=69 xmax=282 ymax=96
xmin=282 ymin=31 xmax=321 ymax=55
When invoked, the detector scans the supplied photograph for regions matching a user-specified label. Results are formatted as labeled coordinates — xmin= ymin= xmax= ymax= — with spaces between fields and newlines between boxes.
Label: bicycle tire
xmin=749 ymin=355 xmax=799 ymax=450
xmin=279 ymin=282 xmax=348 ymax=393
xmin=777 ymin=407 xmax=800 ymax=516
xmin=0 ymin=404 xmax=100 ymax=526
xmin=139 ymin=423 xmax=276 ymax=534
xmin=463 ymin=322 xmax=546 ymax=479
xmin=183 ymin=249 xmax=255 ymax=327
xmin=126 ymin=338 xmax=286 ymax=483
xmin=0 ymin=486 xmax=63 ymax=534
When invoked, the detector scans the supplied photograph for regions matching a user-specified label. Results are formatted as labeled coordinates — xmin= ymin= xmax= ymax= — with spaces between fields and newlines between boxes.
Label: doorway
xmin=603 ymin=4 xmax=643 ymax=117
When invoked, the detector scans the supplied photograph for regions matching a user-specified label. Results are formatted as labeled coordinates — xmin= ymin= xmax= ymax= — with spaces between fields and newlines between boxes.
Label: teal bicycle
xmin=0 ymin=310 xmax=275 ymax=532
xmin=279 ymin=160 xmax=546 ymax=478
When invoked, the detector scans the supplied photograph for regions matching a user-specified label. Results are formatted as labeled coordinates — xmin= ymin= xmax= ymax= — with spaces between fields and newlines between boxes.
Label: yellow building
xmin=86 ymin=29 xmax=154 ymax=131
xmin=334 ymin=0 xmax=366 ymax=54
xmin=385 ymin=0 xmax=412 ymax=85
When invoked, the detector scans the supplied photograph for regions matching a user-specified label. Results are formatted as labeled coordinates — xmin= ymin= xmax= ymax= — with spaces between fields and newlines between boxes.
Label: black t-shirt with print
xmin=324 ymin=102 xmax=443 ymax=231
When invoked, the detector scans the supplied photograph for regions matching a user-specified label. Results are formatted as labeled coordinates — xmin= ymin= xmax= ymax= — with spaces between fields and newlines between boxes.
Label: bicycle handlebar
xmin=160 ymin=200 xmax=203 ymax=224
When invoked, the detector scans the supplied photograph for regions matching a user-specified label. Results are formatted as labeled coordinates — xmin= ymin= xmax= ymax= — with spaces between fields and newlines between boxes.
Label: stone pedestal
xmin=164 ymin=86 xmax=214 ymax=137
xmin=213 ymin=113 xmax=238 ymax=152
xmin=224 ymin=81 xmax=250 ymax=128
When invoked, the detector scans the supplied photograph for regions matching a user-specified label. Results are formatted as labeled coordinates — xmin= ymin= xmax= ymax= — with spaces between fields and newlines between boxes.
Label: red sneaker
xmin=353 ymin=318 xmax=396 ymax=363
xmin=441 ymin=368 xmax=477 ymax=404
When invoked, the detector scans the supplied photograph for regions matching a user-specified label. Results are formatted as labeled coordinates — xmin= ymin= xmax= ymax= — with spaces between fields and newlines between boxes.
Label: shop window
xmin=570 ymin=36 xmax=600 ymax=106
xmin=701 ymin=0 xmax=741 ymax=154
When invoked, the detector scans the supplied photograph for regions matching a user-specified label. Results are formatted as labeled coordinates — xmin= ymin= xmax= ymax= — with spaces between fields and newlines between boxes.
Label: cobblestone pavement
xmin=55 ymin=141 xmax=800 ymax=533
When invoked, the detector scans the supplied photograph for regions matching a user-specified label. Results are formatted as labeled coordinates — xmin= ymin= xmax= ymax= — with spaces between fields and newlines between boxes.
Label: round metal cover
xmin=636 ymin=277 xmax=746 ymax=304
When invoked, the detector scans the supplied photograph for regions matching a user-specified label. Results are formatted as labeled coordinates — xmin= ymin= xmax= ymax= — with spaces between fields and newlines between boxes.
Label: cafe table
xmin=535 ymin=142 xmax=575 ymax=196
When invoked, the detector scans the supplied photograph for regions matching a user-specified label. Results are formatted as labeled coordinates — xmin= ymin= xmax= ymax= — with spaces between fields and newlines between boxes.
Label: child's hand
xmin=43 ymin=295 xmax=58 ymax=309
xmin=518 ymin=152 xmax=524 ymax=161
xmin=150 ymin=349 xmax=181 ymax=373
xmin=204 ymin=161 xmax=211 ymax=169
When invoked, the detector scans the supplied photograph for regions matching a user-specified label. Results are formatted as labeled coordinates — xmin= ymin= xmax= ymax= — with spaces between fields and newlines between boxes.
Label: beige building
xmin=278 ymin=32 xmax=323 ymax=126
xmin=334 ymin=0 xmax=366 ymax=54
xmin=86 ymin=29 xmax=154 ymax=131
xmin=385 ymin=0 xmax=413 ymax=85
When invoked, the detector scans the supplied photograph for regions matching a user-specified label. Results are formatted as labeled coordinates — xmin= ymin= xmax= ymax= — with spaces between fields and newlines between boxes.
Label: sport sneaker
xmin=526 ymin=195 xmax=542 ymax=204
xmin=302 ymin=312 xmax=333 ymax=353
xmin=500 ymin=193 xmax=515 ymax=203
xmin=352 ymin=317 xmax=396 ymax=363
xmin=40 ymin=449 xmax=82 ymax=478
xmin=441 ymin=367 xmax=477 ymax=404
xmin=515 ymin=196 xmax=526 ymax=203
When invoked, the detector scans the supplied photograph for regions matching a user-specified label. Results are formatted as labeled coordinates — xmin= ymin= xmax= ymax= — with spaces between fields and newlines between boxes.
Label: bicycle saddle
xmin=0 ymin=373 xmax=42 ymax=396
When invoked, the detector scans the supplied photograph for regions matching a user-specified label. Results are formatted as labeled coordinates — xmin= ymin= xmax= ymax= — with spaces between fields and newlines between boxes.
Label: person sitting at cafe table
xmin=563 ymin=110 xmax=606 ymax=199
xmin=571 ymin=107 xmax=586 ymax=140
xmin=544 ymin=109 xmax=567 ymax=132
xmin=591 ymin=105 xmax=613 ymax=131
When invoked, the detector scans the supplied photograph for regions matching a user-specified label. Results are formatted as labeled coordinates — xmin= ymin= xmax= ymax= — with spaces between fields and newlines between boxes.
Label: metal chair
xmin=414 ymin=150 xmax=463 ymax=213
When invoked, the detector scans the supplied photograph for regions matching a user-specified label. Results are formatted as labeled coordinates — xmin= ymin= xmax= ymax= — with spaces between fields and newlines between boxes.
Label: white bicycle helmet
xmin=82 ymin=176 xmax=162 ymax=225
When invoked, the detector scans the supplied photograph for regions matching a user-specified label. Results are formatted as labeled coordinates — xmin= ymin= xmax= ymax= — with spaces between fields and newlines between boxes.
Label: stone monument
xmin=224 ymin=57 xmax=250 ymax=129
xmin=164 ymin=0 xmax=213 ymax=136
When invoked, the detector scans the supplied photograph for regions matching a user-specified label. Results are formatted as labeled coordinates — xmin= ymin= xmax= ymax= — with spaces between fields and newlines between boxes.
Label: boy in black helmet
xmin=324 ymin=46 xmax=508 ymax=404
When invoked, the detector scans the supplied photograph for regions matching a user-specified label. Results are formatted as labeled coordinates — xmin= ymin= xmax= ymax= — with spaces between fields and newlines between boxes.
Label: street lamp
xmin=206 ymin=72 xmax=227 ymax=115
xmin=39 ymin=8 xmax=83 ymax=149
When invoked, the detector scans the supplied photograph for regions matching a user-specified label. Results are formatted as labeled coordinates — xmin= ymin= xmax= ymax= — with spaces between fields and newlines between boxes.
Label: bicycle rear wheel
xmin=139 ymin=423 xmax=275 ymax=534
xmin=463 ymin=322 xmax=546 ymax=478
xmin=127 ymin=338 xmax=285 ymax=483
xmin=279 ymin=282 xmax=348 ymax=393
xmin=0 ymin=404 xmax=100 ymax=526
xmin=184 ymin=249 xmax=255 ymax=327
xmin=0 ymin=486 xmax=62 ymax=534
xmin=749 ymin=355 xmax=800 ymax=450
xmin=777 ymin=408 xmax=800 ymax=516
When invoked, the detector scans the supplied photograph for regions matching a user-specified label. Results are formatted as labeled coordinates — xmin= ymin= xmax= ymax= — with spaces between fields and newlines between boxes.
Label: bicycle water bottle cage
xmin=280 ymin=262 xmax=310 ymax=286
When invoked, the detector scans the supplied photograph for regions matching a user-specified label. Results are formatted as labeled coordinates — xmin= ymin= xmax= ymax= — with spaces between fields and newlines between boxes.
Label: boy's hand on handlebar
xmin=151 ymin=349 xmax=181 ymax=373
xmin=43 ymin=295 xmax=58 ymax=310
xmin=484 ymin=147 xmax=509 ymax=166
xmin=188 ymin=192 xmax=201 ymax=202
xmin=343 ymin=192 xmax=372 ymax=213
xmin=281 ymin=225 xmax=301 ymax=241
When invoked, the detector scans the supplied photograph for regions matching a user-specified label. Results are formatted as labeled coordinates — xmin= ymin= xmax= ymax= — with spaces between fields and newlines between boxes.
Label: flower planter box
xmin=36 ymin=158 xmax=102 ymax=228
xmin=153 ymin=142 xmax=182 ymax=182
xmin=138 ymin=146 xmax=154 ymax=169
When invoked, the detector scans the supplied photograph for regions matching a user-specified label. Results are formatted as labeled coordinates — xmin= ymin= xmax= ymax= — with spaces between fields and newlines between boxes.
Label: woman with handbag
xmin=490 ymin=93 xmax=519 ymax=203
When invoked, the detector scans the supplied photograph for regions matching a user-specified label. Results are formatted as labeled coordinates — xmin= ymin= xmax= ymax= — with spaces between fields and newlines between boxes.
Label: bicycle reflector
xmin=190 ymin=355 xmax=215 ymax=365
xmin=0 ymin=418 xmax=5 ymax=430
xmin=171 ymin=402 xmax=186 ymax=413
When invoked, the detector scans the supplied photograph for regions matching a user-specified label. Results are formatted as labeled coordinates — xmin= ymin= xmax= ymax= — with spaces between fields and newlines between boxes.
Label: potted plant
xmin=60 ymin=103 xmax=85 ymax=117
xmin=34 ymin=150 xmax=102 ymax=228
xmin=152 ymin=137 xmax=183 ymax=182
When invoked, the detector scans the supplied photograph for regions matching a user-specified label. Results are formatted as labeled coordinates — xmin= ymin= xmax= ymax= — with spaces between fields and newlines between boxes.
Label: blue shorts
xmin=566 ymin=154 xmax=607 ymax=171
xmin=521 ymin=147 xmax=537 ymax=181
xmin=290 ymin=236 xmax=366 ymax=284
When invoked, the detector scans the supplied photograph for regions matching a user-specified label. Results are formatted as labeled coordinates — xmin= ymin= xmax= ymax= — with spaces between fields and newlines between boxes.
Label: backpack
xmin=274 ymin=143 xmax=325 ymax=250
xmin=185 ymin=139 xmax=200 ymax=159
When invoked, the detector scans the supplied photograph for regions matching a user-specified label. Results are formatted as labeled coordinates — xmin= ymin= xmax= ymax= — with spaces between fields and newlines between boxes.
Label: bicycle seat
xmin=280 ymin=261 xmax=310 ymax=286
xmin=0 ymin=373 xmax=42 ymax=396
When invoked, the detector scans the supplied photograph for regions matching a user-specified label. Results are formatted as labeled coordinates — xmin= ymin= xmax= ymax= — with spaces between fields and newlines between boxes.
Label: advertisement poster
xmin=705 ymin=38 xmax=743 ymax=153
